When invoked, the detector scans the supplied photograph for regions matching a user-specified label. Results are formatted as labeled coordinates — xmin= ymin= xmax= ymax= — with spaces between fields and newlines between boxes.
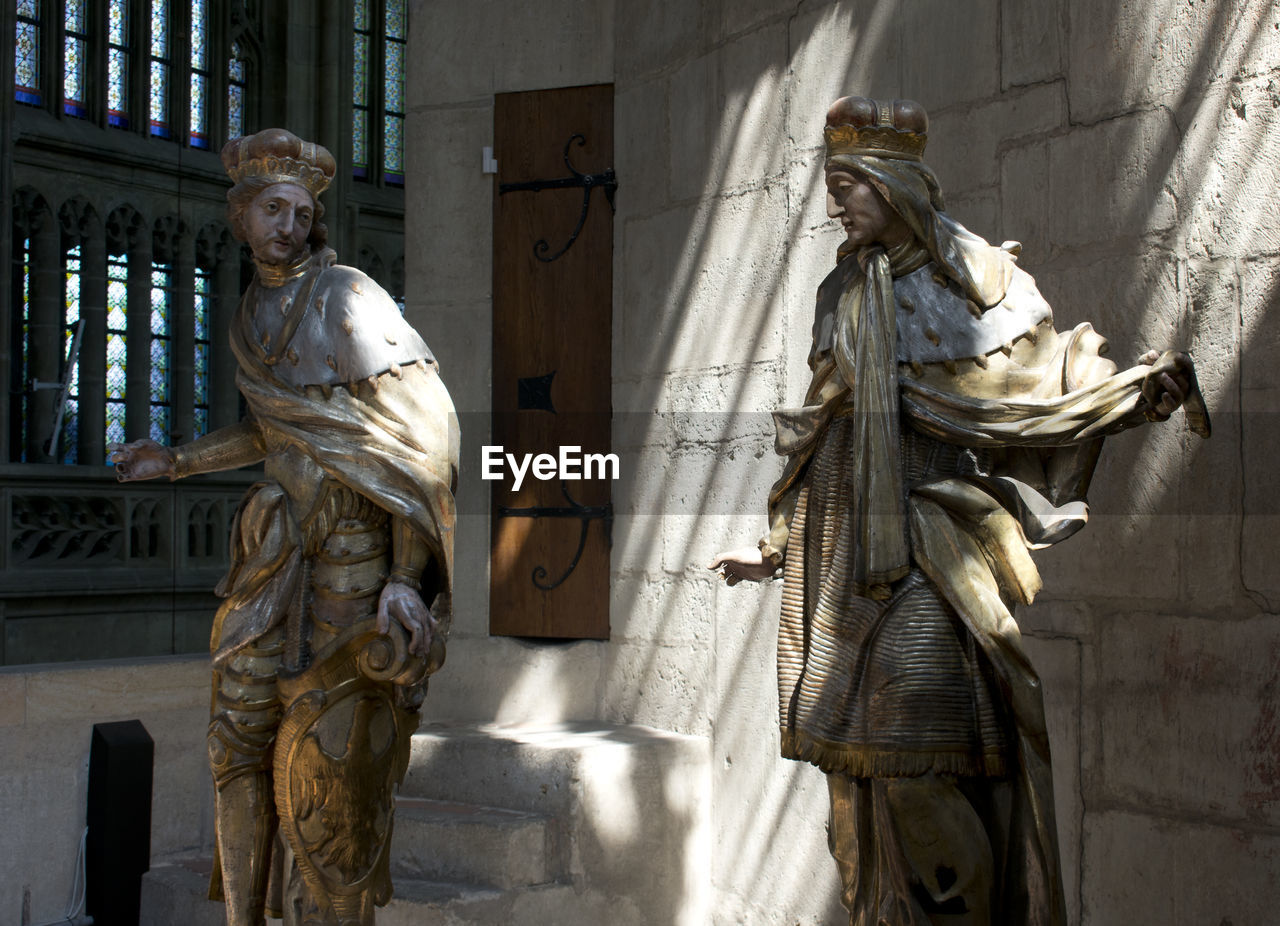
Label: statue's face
xmin=242 ymin=182 xmax=315 ymax=264
xmin=825 ymin=169 xmax=896 ymax=248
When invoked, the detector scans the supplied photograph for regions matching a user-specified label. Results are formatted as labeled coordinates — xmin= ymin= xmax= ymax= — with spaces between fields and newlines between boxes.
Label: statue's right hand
xmin=708 ymin=547 xmax=777 ymax=586
xmin=107 ymin=439 xmax=175 ymax=482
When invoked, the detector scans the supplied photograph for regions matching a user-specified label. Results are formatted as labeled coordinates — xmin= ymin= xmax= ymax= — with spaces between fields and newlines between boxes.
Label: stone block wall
xmin=409 ymin=1 xmax=1280 ymax=922
xmin=0 ymin=658 xmax=213 ymax=925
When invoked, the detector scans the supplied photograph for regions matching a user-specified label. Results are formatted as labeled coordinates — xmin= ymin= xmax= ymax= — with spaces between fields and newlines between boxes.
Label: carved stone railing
xmin=0 ymin=463 xmax=256 ymax=665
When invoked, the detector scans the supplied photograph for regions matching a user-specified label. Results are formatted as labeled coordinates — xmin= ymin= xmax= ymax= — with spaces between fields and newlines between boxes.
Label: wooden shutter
xmin=490 ymin=84 xmax=613 ymax=639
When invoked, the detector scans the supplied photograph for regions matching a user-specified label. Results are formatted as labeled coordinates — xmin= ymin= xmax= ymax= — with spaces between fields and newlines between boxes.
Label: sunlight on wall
xmin=409 ymin=0 xmax=1280 ymax=921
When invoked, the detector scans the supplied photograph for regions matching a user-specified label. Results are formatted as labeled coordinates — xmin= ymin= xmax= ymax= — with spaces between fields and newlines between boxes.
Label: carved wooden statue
xmin=711 ymin=97 xmax=1209 ymax=925
xmin=110 ymin=128 xmax=458 ymax=926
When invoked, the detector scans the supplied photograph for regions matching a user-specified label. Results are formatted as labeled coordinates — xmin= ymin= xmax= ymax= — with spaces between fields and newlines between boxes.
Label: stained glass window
xmin=63 ymin=0 xmax=88 ymax=118
xmin=352 ymin=2 xmax=371 ymax=179
xmin=383 ymin=113 xmax=403 ymax=181
xmin=62 ymin=246 xmax=83 ymax=463
xmin=227 ymin=40 xmax=246 ymax=138
xmin=382 ymin=0 xmax=406 ymax=184
xmin=353 ymin=109 xmax=368 ymax=176
xmin=189 ymin=0 xmax=209 ymax=147
xmin=354 ymin=0 xmax=408 ymax=184
xmin=15 ymin=0 xmax=41 ymax=106
xmin=385 ymin=0 xmax=405 ymax=39
xmin=193 ymin=268 xmax=210 ymax=438
xmin=106 ymin=254 xmax=128 ymax=446
xmin=109 ymin=0 xmax=130 ymax=128
xmin=149 ymin=263 xmax=172 ymax=442
xmin=150 ymin=0 xmax=171 ymax=138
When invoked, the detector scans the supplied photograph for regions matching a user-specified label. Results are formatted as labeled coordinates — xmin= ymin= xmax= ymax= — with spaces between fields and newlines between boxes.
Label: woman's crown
xmin=824 ymin=97 xmax=928 ymax=161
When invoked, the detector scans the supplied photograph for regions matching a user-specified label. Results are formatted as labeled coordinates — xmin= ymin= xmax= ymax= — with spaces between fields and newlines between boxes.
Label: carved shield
xmin=273 ymin=674 xmax=403 ymax=919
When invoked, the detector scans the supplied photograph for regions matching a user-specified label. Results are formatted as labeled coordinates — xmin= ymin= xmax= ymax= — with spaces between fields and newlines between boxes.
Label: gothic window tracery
xmin=9 ymin=195 xmax=229 ymax=464
xmin=3 ymin=2 xmax=403 ymax=664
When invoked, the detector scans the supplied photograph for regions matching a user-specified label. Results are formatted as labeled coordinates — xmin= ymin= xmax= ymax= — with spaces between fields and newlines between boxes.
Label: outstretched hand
xmin=708 ymin=547 xmax=777 ymax=586
xmin=377 ymin=581 xmax=437 ymax=659
xmin=1138 ymin=350 xmax=1192 ymax=422
xmin=107 ymin=439 xmax=174 ymax=482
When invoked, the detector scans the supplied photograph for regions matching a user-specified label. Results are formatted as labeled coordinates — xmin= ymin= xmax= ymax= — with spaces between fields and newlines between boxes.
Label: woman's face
xmin=825 ymin=169 xmax=898 ymax=248
xmin=241 ymin=182 xmax=314 ymax=264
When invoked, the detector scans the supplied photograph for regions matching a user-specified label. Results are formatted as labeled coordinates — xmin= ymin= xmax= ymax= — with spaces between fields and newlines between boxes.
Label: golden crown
xmin=222 ymin=131 xmax=335 ymax=196
xmin=824 ymin=123 xmax=926 ymax=161
xmin=226 ymin=152 xmax=332 ymax=196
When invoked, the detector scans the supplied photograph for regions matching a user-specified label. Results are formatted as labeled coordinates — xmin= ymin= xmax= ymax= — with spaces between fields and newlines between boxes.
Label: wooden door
xmin=490 ymin=84 xmax=613 ymax=639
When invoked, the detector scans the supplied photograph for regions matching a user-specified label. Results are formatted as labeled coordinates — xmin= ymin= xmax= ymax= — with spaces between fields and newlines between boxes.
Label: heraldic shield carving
xmin=273 ymin=626 xmax=420 ymax=925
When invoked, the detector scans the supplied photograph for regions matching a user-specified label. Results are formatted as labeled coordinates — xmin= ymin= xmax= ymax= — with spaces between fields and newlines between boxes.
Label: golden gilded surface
xmin=272 ymin=624 xmax=420 ymax=924
xmin=225 ymin=156 xmax=333 ymax=196
xmin=824 ymin=123 xmax=926 ymax=161
xmin=715 ymin=97 xmax=1207 ymax=925
xmin=110 ymin=128 xmax=455 ymax=926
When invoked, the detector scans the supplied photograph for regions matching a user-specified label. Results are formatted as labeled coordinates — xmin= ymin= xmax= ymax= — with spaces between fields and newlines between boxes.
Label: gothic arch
xmin=106 ymin=204 xmax=146 ymax=256
xmin=358 ymin=244 xmax=386 ymax=284
xmin=229 ymin=0 xmax=265 ymax=61
xmin=58 ymin=197 xmax=101 ymax=246
xmin=196 ymin=222 xmax=236 ymax=270
xmin=153 ymin=215 xmax=189 ymax=264
xmin=12 ymin=187 xmax=52 ymax=238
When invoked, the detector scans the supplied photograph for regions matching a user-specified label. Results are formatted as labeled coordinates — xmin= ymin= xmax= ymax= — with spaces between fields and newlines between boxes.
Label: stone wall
xmin=0 ymin=657 xmax=213 ymax=925
xmin=408 ymin=1 xmax=1280 ymax=922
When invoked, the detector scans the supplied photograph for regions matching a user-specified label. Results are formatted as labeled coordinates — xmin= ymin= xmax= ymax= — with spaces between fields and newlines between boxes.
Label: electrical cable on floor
xmin=27 ymin=825 xmax=93 ymax=926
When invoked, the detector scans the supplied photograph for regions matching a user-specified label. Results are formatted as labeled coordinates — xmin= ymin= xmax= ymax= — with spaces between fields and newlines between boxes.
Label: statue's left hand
xmin=1138 ymin=350 xmax=1192 ymax=422
xmin=377 ymin=581 xmax=437 ymax=659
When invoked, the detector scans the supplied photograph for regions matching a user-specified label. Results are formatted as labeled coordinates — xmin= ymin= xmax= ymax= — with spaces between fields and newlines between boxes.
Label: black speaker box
xmin=86 ymin=719 xmax=154 ymax=926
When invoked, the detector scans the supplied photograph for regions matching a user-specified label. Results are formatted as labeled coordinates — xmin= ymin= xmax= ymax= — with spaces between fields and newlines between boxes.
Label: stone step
xmin=139 ymin=858 xmax=234 ymax=926
xmin=141 ymin=859 xmax=611 ymax=926
xmin=141 ymin=723 xmax=711 ymax=925
xmin=380 ymin=878 xmax=618 ymax=926
xmin=402 ymin=721 xmax=707 ymax=814
xmin=399 ymin=721 xmax=712 ymax=925
xmin=391 ymin=796 xmax=562 ymax=889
